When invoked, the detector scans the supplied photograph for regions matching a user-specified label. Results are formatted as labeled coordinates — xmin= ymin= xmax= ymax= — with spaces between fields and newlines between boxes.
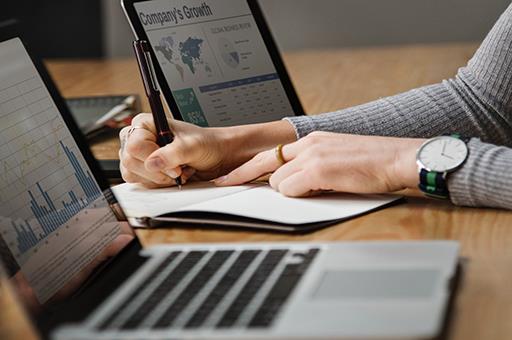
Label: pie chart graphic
xmin=218 ymin=38 xmax=240 ymax=69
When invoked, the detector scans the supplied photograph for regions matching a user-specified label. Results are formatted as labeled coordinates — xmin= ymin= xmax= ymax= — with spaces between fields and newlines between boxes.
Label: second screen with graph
xmin=0 ymin=37 xmax=132 ymax=305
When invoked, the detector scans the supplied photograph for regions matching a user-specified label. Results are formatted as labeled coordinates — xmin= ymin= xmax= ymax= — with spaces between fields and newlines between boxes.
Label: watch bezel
xmin=416 ymin=136 xmax=469 ymax=173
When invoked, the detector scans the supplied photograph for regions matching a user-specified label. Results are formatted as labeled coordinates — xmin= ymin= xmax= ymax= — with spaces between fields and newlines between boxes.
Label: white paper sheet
xmin=113 ymin=182 xmax=401 ymax=225
xmin=112 ymin=182 xmax=255 ymax=217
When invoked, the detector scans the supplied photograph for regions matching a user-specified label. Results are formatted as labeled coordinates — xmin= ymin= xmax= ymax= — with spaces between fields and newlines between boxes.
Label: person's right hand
xmin=119 ymin=113 xmax=297 ymax=188
xmin=119 ymin=113 xmax=232 ymax=188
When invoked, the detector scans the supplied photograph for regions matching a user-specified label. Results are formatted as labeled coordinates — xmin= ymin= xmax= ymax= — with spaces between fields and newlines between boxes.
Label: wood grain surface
xmin=3 ymin=43 xmax=512 ymax=340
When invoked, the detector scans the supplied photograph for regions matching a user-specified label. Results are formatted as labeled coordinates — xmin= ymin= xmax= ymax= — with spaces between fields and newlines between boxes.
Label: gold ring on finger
xmin=275 ymin=144 xmax=287 ymax=165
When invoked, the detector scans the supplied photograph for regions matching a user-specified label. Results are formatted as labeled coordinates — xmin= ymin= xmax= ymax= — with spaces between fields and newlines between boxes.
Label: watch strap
xmin=418 ymin=169 xmax=449 ymax=199
xmin=449 ymin=133 xmax=470 ymax=144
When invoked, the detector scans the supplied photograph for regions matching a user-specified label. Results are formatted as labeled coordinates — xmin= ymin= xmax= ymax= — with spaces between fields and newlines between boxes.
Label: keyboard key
xmin=152 ymin=251 xmax=233 ymax=328
xmin=98 ymin=252 xmax=181 ymax=330
xmin=185 ymin=250 xmax=260 ymax=329
xmin=249 ymin=248 xmax=319 ymax=328
xmin=120 ymin=251 xmax=206 ymax=330
xmin=216 ymin=250 xmax=288 ymax=328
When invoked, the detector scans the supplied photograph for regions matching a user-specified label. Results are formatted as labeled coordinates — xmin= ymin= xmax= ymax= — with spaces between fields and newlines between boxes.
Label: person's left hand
xmin=215 ymin=131 xmax=426 ymax=197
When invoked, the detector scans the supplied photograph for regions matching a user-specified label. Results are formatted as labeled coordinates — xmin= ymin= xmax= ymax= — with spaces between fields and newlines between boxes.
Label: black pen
xmin=133 ymin=40 xmax=182 ymax=189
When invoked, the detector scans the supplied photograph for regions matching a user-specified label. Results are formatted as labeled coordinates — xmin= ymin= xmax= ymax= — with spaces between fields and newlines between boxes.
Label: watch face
xmin=417 ymin=136 xmax=468 ymax=172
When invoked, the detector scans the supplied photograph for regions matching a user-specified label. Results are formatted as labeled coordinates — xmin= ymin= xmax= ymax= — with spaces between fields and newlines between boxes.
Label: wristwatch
xmin=416 ymin=135 xmax=469 ymax=199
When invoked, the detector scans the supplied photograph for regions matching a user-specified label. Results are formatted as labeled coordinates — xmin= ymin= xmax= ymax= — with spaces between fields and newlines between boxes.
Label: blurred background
xmin=0 ymin=0 xmax=509 ymax=59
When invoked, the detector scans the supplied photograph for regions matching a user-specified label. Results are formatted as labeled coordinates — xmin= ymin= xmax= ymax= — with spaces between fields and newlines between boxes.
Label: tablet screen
xmin=133 ymin=0 xmax=296 ymax=127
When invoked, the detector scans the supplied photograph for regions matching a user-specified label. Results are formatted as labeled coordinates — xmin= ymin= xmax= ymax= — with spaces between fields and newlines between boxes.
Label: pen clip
xmin=133 ymin=40 xmax=160 ymax=95
xmin=145 ymin=50 xmax=160 ymax=93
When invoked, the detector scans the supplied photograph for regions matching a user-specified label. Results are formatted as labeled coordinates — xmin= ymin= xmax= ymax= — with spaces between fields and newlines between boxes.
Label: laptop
xmin=0 ymin=22 xmax=461 ymax=340
xmin=121 ymin=0 xmax=305 ymax=127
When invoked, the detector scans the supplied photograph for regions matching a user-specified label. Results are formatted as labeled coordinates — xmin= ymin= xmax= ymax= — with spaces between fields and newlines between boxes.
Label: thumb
xmin=145 ymin=141 xmax=189 ymax=177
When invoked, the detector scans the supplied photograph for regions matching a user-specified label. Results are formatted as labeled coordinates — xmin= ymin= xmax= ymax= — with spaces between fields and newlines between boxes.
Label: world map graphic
xmin=154 ymin=36 xmax=212 ymax=81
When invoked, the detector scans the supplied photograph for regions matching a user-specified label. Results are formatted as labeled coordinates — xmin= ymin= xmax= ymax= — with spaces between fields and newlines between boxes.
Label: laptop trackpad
xmin=313 ymin=269 xmax=441 ymax=299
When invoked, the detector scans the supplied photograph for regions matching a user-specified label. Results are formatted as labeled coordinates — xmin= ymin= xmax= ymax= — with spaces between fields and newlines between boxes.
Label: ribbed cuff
xmin=448 ymin=138 xmax=512 ymax=209
xmin=283 ymin=116 xmax=317 ymax=139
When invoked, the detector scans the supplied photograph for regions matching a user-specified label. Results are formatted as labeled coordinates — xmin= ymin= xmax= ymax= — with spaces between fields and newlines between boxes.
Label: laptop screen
xmin=0 ymin=35 xmax=135 ymax=316
xmin=131 ymin=0 xmax=297 ymax=127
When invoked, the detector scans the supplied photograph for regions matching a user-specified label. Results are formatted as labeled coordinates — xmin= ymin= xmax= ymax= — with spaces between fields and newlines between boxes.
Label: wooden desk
xmin=3 ymin=43 xmax=512 ymax=340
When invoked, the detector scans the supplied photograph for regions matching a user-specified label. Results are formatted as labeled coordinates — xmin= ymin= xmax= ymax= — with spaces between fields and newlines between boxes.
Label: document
xmin=113 ymin=182 xmax=401 ymax=231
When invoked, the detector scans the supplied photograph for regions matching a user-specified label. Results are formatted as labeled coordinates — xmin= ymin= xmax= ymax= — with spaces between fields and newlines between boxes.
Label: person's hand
xmin=119 ymin=114 xmax=230 ymax=187
xmin=215 ymin=131 xmax=425 ymax=197
xmin=118 ymin=114 xmax=297 ymax=188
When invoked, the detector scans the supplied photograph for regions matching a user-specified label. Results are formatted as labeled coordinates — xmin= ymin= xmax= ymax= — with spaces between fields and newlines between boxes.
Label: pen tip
xmin=175 ymin=177 xmax=183 ymax=190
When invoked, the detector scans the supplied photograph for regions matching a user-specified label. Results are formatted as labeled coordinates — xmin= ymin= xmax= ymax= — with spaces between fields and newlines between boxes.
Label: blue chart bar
xmin=12 ymin=141 xmax=101 ymax=254
xmin=11 ymin=220 xmax=39 ymax=254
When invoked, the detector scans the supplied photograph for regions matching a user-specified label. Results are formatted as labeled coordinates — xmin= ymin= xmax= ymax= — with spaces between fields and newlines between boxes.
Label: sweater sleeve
xmin=284 ymin=3 xmax=512 ymax=209
xmin=448 ymin=138 xmax=512 ymax=209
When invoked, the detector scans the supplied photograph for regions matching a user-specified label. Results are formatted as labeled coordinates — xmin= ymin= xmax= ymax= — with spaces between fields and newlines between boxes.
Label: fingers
xmin=216 ymin=140 xmax=310 ymax=186
xmin=145 ymin=139 xmax=190 ymax=177
xmin=215 ymin=148 xmax=282 ymax=186
xmin=277 ymin=170 xmax=314 ymax=197
xmin=119 ymin=163 xmax=167 ymax=189
xmin=215 ymin=136 xmax=322 ymax=194
xmin=119 ymin=113 xmax=199 ymax=187
xmin=120 ymin=166 xmax=194 ymax=188
xmin=120 ymin=149 xmax=176 ymax=187
xmin=120 ymin=113 xmax=178 ymax=186
xmin=131 ymin=113 xmax=157 ymax=134
xmin=125 ymin=128 xmax=159 ymax=162
xmin=181 ymin=167 xmax=197 ymax=182
xmin=268 ymin=158 xmax=303 ymax=190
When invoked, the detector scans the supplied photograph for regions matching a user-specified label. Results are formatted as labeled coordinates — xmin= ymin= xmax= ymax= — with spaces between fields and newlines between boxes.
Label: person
xmin=119 ymin=4 xmax=512 ymax=210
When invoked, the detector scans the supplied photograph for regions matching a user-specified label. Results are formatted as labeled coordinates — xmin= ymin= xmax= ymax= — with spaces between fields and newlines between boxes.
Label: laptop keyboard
xmin=97 ymin=251 xmax=182 ymax=330
xmin=153 ymin=251 xmax=233 ymax=328
xmin=97 ymin=248 xmax=319 ymax=331
xmin=120 ymin=251 xmax=207 ymax=329
xmin=216 ymin=249 xmax=288 ymax=328
xmin=184 ymin=250 xmax=260 ymax=328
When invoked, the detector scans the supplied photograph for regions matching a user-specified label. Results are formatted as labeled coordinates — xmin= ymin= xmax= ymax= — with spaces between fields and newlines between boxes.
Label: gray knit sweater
xmin=286 ymin=3 xmax=512 ymax=210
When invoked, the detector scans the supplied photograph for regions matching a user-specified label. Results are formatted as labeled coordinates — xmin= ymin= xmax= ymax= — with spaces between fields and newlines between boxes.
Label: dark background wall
xmin=103 ymin=0 xmax=512 ymax=57
xmin=259 ymin=0 xmax=511 ymax=50
xmin=0 ymin=0 xmax=103 ymax=58
xmin=0 ymin=0 xmax=510 ymax=58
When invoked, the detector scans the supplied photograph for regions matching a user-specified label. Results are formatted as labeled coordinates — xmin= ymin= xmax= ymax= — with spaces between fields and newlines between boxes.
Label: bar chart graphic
xmin=0 ymin=64 xmax=108 ymax=264
xmin=11 ymin=142 xmax=101 ymax=254
xmin=0 ymin=37 xmax=123 ymax=303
